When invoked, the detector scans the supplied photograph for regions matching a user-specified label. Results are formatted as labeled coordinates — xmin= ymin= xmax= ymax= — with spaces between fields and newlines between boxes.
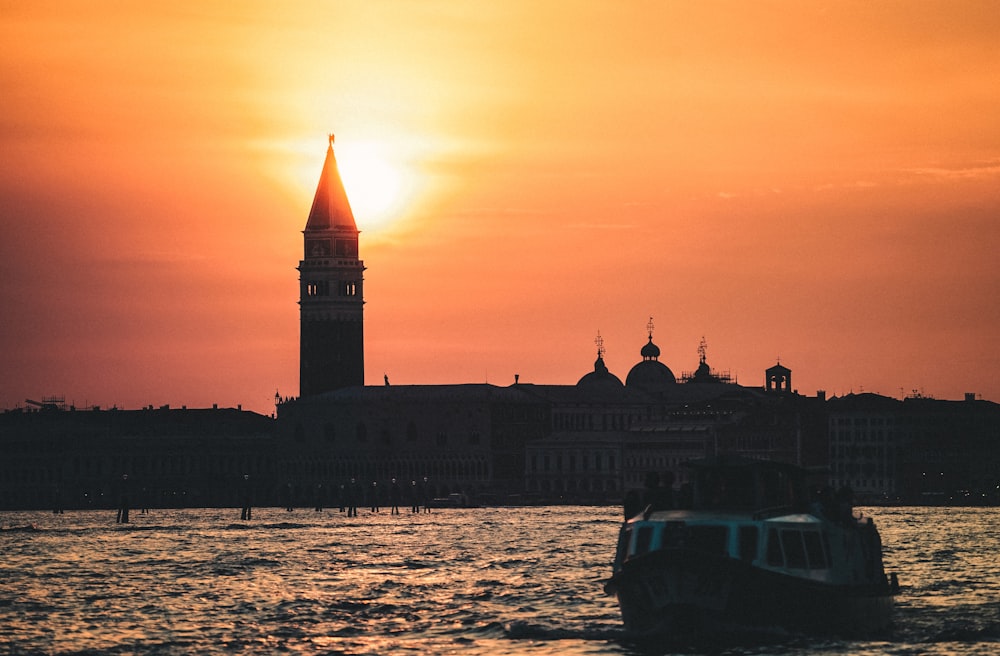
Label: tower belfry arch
xmin=765 ymin=360 xmax=792 ymax=393
xmin=298 ymin=136 xmax=365 ymax=396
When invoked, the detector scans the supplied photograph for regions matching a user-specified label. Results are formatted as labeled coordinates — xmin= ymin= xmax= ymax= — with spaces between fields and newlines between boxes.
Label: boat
xmin=604 ymin=456 xmax=899 ymax=636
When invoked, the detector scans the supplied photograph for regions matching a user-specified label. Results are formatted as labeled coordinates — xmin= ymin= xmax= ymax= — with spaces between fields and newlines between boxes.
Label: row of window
xmin=625 ymin=523 xmax=830 ymax=571
xmin=832 ymin=464 xmax=894 ymax=479
xmin=305 ymin=237 xmax=358 ymax=258
xmin=527 ymin=452 xmax=617 ymax=473
xmin=831 ymin=417 xmax=894 ymax=427
xmin=295 ymin=422 xmax=482 ymax=446
xmin=830 ymin=431 xmax=893 ymax=442
xmin=552 ymin=412 xmax=636 ymax=431
xmin=830 ymin=478 xmax=894 ymax=491
xmin=830 ymin=445 xmax=893 ymax=458
xmin=627 ymin=455 xmax=691 ymax=470
xmin=304 ymin=280 xmax=360 ymax=297
xmin=0 ymin=454 xmax=269 ymax=484
xmin=525 ymin=478 xmax=618 ymax=493
xmin=280 ymin=457 xmax=490 ymax=482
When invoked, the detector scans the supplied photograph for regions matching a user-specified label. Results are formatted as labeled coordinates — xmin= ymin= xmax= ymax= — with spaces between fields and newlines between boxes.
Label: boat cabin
xmin=613 ymin=458 xmax=888 ymax=588
xmin=686 ymin=456 xmax=809 ymax=515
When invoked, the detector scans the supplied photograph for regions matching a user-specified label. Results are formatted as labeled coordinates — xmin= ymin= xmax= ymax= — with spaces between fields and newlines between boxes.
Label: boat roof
xmin=630 ymin=509 xmax=823 ymax=526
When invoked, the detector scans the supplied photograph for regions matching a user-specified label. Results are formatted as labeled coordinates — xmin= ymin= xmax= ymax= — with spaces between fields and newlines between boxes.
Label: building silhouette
xmin=3 ymin=137 xmax=998 ymax=510
xmin=0 ymin=404 xmax=275 ymax=510
xmin=298 ymin=134 xmax=365 ymax=397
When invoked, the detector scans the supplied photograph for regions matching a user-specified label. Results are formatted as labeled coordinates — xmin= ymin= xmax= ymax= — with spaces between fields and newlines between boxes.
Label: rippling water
xmin=1 ymin=506 xmax=998 ymax=655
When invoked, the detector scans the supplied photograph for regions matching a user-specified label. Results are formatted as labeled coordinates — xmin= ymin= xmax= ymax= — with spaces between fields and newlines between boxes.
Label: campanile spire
xmin=298 ymin=136 xmax=365 ymax=396
xmin=304 ymin=135 xmax=357 ymax=232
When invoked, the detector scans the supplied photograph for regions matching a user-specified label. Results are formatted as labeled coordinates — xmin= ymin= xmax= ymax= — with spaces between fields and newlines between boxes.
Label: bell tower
xmin=765 ymin=361 xmax=792 ymax=393
xmin=298 ymin=134 xmax=365 ymax=396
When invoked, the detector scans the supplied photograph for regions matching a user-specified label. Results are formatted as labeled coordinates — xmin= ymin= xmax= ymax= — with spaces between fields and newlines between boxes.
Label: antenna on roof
xmin=698 ymin=336 xmax=708 ymax=364
xmin=594 ymin=331 xmax=605 ymax=359
xmin=646 ymin=316 xmax=655 ymax=339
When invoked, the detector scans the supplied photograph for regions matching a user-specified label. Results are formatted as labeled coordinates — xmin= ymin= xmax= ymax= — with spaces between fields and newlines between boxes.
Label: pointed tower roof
xmin=305 ymin=134 xmax=357 ymax=231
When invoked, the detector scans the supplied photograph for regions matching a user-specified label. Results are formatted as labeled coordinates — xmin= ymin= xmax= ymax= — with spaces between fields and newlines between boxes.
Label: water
xmin=1 ymin=506 xmax=997 ymax=655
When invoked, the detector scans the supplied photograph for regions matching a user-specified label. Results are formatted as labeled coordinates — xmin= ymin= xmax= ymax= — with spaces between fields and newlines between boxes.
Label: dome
xmin=626 ymin=332 xmax=675 ymax=389
xmin=640 ymin=336 xmax=660 ymax=359
xmin=577 ymin=354 xmax=624 ymax=389
xmin=626 ymin=359 xmax=676 ymax=388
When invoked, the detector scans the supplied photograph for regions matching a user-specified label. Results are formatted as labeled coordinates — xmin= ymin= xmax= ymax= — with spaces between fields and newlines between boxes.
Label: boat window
xmin=633 ymin=525 xmax=655 ymax=556
xmin=766 ymin=528 xmax=783 ymax=566
xmin=803 ymin=531 xmax=827 ymax=569
xmin=781 ymin=530 xmax=808 ymax=569
xmin=687 ymin=526 xmax=727 ymax=555
xmin=739 ymin=526 xmax=758 ymax=562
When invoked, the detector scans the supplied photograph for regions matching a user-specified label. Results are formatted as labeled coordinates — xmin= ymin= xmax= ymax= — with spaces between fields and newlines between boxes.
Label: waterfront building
xmin=827 ymin=393 xmax=901 ymax=503
xmin=0 ymin=405 xmax=275 ymax=510
xmin=275 ymin=384 xmax=549 ymax=504
xmin=896 ymin=394 xmax=1000 ymax=505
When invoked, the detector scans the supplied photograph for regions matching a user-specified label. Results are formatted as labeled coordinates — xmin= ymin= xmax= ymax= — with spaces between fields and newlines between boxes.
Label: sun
xmin=334 ymin=141 xmax=409 ymax=232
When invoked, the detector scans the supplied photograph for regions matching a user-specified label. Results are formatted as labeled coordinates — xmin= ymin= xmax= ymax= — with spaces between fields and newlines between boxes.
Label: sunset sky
xmin=2 ymin=1 xmax=999 ymax=413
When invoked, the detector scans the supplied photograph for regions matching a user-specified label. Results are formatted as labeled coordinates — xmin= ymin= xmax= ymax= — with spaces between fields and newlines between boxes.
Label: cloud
xmin=904 ymin=160 xmax=1000 ymax=181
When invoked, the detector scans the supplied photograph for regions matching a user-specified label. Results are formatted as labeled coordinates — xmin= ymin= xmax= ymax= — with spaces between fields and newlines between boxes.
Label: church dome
xmin=626 ymin=359 xmax=676 ymax=388
xmin=625 ymin=333 xmax=675 ymax=389
xmin=577 ymin=354 xmax=624 ymax=389
xmin=640 ymin=336 xmax=660 ymax=359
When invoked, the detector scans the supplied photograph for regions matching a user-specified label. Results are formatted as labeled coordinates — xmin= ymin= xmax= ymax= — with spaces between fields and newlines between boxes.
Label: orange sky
xmin=2 ymin=1 xmax=999 ymax=413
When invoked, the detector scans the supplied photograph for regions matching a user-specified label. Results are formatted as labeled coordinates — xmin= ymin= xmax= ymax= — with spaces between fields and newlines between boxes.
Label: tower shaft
xmin=298 ymin=136 xmax=365 ymax=396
